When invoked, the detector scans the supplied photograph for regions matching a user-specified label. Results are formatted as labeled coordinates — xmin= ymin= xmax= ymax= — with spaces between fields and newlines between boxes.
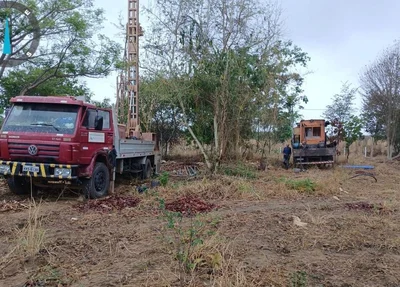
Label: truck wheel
xmin=83 ymin=162 xmax=110 ymax=199
xmin=143 ymin=159 xmax=152 ymax=179
xmin=7 ymin=176 xmax=37 ymax=195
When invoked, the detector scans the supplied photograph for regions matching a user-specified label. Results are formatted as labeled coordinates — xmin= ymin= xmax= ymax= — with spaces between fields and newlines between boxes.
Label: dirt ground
xmin=0 ymin=156 xmax=400 ymax=287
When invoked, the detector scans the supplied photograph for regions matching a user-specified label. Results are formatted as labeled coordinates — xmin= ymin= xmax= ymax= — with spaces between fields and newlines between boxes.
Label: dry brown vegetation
xmin=0 ymin=151 xmax=400 ymax=286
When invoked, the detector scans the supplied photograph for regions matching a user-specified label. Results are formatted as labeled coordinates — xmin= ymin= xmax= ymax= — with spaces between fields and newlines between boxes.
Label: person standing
xmin=282 ymin=144 xmax=291 ymax=169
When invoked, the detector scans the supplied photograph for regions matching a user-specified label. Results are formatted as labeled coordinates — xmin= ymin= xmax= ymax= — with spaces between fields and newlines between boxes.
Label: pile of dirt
xmin=76 ymin=195 xmax=140 ymax=213
xmin=165 ymin=195 xmax=216 ymax=215
xmin=0 ymin=199 xmax=30 ymax=212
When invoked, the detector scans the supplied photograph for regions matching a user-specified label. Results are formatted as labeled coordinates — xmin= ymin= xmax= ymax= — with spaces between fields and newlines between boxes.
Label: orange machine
xmin=292 ymin=119 xmax=336 ymax=167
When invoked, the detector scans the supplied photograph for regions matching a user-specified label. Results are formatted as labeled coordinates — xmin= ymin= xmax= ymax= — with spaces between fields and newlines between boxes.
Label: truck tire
xmin=143 ymin=159 xmax=152 ymax=179
xmin=83 ymin=162 xmax=110 ymax=199
xmin=7 ymin=176 xmax=36 ymax=195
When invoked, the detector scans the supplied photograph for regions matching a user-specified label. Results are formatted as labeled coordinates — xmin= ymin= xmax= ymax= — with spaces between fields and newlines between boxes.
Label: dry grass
xmin=0 ymin=198 xmax=48 ymax=286
xmin=151 ymin=165 xmax=350 ymax=204
xmin=303 ymin=205 xmax=330 ymax=226
xmin=185 ymin=235 xmax=250 ymax=287
xmin=15 ymin=199 xmax=46 ymax=257
xmin=1 ymin=149 xmax=400 ymax=286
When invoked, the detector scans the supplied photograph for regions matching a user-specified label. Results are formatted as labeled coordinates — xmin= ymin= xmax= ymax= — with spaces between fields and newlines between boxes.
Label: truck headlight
xmin=0 ymin=165 xmax=10 ymax=173
xmin=54 ymin=168 xmax=71 ymax=177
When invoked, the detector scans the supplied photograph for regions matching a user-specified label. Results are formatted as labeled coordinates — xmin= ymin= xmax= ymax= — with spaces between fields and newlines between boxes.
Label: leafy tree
xmin=360 ymin=42 xmax=400 ymax=158
xmin=0 ymin=67 xmax=93 ymax=110
xmin=0 ymin=0 xmax=122 ymax=97
xmin=342 ymin=115 xmax=363 ymax=160
xmin=139 ymin=77 xmax=183 ymax=157
xmin=90 ymin=97 xmax=112 ymax=109
xmin=251 ymin=40 xmax=309 ymax=155
xmin=0 ymin=67 xmax=111 ymax=116
xmin=322 ymin=82 xmax=364 ymax=159
xmin=322 ymin=82 xmax=357 ymax=125
xmin=322 ymin=82 xmax=358 ymax=145
xmin=142 ymin=0 xmax=309 ymax=171
xmin=153 ymin=103 xmax=183 ymax=157
xmin=360 ymin=95 xmax=386 ymax=157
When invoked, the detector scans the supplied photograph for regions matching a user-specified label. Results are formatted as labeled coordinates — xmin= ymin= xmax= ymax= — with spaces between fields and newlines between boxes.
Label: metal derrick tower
xmin=116 ymin=0 xmax=143 ymax=136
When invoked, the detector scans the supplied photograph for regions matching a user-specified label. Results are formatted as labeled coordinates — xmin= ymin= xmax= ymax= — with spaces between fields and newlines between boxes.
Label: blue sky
xmin=88 ymin=0 xmax=400 ymax=120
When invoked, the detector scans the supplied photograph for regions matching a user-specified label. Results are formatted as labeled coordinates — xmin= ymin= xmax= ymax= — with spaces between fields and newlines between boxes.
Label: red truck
xmin=0 ymin=95 xmax=160 ymax=198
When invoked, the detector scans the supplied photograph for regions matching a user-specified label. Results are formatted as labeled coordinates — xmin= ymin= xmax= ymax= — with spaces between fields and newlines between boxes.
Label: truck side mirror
xmin=94 ymin=115 xmax=103 ymax=130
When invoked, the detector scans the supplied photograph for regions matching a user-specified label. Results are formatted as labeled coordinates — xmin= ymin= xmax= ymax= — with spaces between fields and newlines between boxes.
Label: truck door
xmin=79 ymin=108 xmax=113 ymax=164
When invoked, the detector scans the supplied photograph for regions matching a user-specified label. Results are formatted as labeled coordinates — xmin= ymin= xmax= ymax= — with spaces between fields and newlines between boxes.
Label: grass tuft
xmin=16 ymin=198 xmax=46 ymax=257
xmin=281 ymin=178 xmax=316 ymax=194
xmin=221 ymin=163 xmax=257 ymax=179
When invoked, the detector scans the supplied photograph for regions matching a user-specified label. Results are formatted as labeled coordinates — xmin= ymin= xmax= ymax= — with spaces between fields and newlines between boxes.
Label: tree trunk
xmin=370 ymin=137 xmax=374 ymax=157
xmin=234 ymin=117 xmax=241 ymax=157
xmin=180 ymin=99 xmax=214 ymax=171
xmin=389 ymin=144 xmax=395 ymax=159
xmin=213 ymin=114 xmax=219 ymax=158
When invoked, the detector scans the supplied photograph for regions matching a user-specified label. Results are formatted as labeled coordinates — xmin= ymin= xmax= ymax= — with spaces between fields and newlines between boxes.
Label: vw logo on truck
xmin=28 ymin=145 xmax=38 ymax=156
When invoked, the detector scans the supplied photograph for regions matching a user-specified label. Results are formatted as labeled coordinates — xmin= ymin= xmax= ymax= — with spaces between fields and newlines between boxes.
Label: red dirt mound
xmin=345 ymin=201 xmax=389 ymax=213
xmin=165 ymin=195 xmax=216 ymax=215
xmin=76 ymin=195 xmax=140 ymax=213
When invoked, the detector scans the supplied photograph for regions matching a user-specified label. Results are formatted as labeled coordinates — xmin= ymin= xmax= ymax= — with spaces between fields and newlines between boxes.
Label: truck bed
xmin=293 ymin=147 xmax=336 ymax=165
xmin=117 ymin=138 xmax=157 ymax=158
xmin=112 ymin=108 xmax=158 ymax=159
xmin=293 ymin=147 xmax=336 ymax=158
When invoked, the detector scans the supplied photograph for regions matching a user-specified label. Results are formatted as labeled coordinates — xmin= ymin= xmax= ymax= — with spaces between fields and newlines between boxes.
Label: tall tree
xmin=342 ymin=115 xmax=363 ymax=160
xmin=322 ymin=82 xmax=361 ymax=158
xmin=0 ymin=67 xmax=93 ymax=109
xmin=0 ymin=0 xmax=122 ymax=96
xmin=361 ymin=91 xmax=386 ymax=157
xmin=322 ymin=82 xmax=357 ymax=124
xmin=139 ymin=77 xmax=184 ymax=157
xmin=142 ymin=0 xmax=309 ymax=171
xmin=360 ymin=42 xmax=400 ymax=159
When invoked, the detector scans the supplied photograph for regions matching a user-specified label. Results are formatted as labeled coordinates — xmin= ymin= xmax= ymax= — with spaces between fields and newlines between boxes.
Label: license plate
xmin=23 ymin=165 xmax=40 ymax=173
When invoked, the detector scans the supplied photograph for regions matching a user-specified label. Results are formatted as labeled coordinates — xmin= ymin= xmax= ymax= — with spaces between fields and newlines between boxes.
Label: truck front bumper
xmin=0 ymin=160 xmax=79 ymax=179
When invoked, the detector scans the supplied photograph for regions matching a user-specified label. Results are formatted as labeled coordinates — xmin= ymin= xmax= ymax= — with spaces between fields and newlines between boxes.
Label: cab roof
xmin=10 ymin=95 xmax=97 ymax=108
xmin=299 ymin=119 xmax=326 ymax=122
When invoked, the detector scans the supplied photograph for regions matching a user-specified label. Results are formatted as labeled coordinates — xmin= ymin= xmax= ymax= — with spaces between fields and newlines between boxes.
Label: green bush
xmin=290 ymin=270 xmax=308 ymax=287
xmin=159 ymin=171 xmax=169 ymax=187
xmin=284 ymin=178 xmax=316 ymax=194
xmin=222 ymin=164 xmax=257 ymax=179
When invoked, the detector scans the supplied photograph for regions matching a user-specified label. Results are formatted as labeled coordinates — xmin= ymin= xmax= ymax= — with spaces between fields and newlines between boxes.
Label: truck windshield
xmin=2 ymin=103 xmax=79 ymax=134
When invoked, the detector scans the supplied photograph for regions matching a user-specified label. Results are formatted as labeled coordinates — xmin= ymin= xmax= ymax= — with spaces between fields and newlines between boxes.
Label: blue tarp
xmin=341 ymin=165 xmax=374 ymax=169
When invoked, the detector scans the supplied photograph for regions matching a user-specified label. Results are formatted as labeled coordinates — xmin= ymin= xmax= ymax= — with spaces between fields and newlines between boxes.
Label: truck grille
xmin=8 ymin=142 xmax=60 ymax=160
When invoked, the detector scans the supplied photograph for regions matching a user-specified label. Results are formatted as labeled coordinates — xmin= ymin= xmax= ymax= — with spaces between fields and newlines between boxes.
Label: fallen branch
xmin=391 ymin=153 xmax=400 ymax=161
xmin=348 ymin=173 xmax=377 ymax=182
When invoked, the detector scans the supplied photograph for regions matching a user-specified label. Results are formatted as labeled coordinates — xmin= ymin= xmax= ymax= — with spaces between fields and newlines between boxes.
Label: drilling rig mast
xmin=116 ymin=0 xmax=143 ymax=137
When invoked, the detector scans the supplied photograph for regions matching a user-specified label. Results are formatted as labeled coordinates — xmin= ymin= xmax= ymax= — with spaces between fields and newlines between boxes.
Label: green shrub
xmin=284 ymin=178 xmax=316 ymax=194
xmin=290 ymin=270 xmax=308 ymax=287
xmin=222 ymin=164 xmax=257 ymax=179
xmin=159 ymin=171 xmax=169 ymax=186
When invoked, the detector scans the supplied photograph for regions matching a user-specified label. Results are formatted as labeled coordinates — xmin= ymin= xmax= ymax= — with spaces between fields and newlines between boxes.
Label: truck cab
xmin=0 ymin=95 xmax=160 ymax=198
